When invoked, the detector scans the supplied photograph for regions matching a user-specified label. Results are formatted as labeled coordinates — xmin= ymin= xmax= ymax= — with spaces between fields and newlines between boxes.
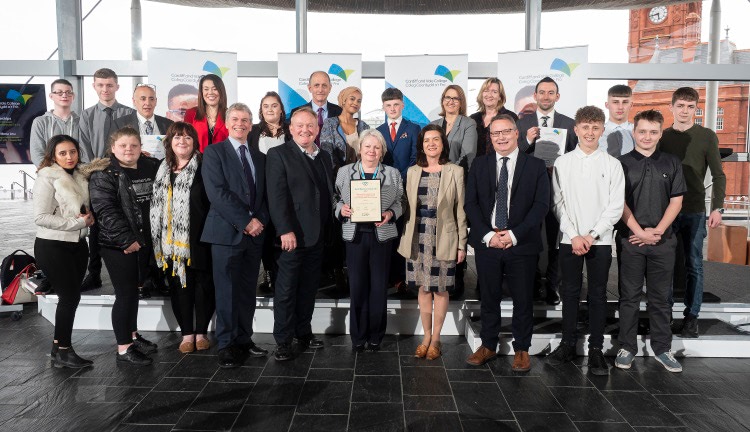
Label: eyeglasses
xmin=489 ymin=129 xmax=516 ymax=137
xmin=443 ymin=96 xmax=461 ymax=104
xmin=51 ymin=91 xmax=74 ymax=96
xmin=136 ymin=83 xmax=156 ymax=90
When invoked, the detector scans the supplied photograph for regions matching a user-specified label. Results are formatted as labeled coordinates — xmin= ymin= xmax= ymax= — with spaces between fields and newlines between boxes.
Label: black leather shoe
xmin=547 ymin=343 xmax=576 ymax=366
xmin=274 ymin=344 xmax=293 ymax=361
xmin=587 ymin=348 xmax=609 ymax=376
xmin=365 ymin=343 xmax=380 ymax=352
xmin=80 ymin=273 xmax=102 ymax=291
xmin=296 ymin=336 xmax=324 ymax=350
xmin=238 ymin=342 xmax=269 ymax=357
xmin=116 ymin=345 xmax=152 ymax=366
xmin=35 ymin=278 xmax=53 ymax=295
xmin=132 ymin=333 xmax=158 ymax=355
xmin=681 ymin=315 xmax=699 ymax=338
xmin=353 ymin=344 xmax=365 ymax=353
xmin=545 ymin=289 xmax=561 ymax=306
xmin=218 ymin=347 xmax=241 ymax=368
xmin=53 ymin=347 xmax=93 ymax=368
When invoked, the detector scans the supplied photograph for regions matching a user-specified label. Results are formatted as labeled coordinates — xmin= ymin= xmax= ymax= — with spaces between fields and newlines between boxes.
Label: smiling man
xmin=30 ymin=79 xmax=80 ymax=167
xmin=114 ymin=84 xmax=173 ymax=137
xmin=599 ymin=84 xmax=635 ymax=157
xmin=290 ymin=71 xmax=343 ymax=145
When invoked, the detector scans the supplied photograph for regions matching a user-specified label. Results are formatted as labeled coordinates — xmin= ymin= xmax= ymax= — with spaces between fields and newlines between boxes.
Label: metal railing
xmin=17 ymin=170 xmax=35 ymax=200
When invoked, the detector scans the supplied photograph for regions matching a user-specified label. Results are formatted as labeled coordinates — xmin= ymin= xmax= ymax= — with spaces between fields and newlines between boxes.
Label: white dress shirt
xmin=386 ymin=116 xmax=402 ymax=136
xmin=483 ymin=147 xmax=519 ymax=246
xmin=599 ymin=120 xmax=634 ymax=156
xmin=136 ymin=112 xmax=160 ymax=135
xmin=312 ymin=102 xmax=329 ymax=121
xmin=537 ymin=109 xmax=556 ymax=127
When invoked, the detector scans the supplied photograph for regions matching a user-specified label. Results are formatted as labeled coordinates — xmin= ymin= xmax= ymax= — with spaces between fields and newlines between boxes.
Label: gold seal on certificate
xmin=349 ymin=179 xmax=382 ymax=223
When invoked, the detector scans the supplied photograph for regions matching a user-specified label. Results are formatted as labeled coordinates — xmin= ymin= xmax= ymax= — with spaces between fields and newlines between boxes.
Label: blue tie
xmin=239 ymin=145 xmax=256 ymax=209
xmin=494 ymin=157 xmax=509 ymax=229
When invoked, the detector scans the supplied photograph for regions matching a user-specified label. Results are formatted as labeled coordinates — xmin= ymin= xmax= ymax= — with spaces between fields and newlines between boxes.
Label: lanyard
xmin=358 ymin=161 xmax=379 ymax=179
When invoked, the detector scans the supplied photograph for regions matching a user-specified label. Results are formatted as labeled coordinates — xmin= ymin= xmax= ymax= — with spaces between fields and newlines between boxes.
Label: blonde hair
xmin=357 ymin=129 xmax=388 ymax=161
xmin=476 ymin=78 xmax=508 ymax=113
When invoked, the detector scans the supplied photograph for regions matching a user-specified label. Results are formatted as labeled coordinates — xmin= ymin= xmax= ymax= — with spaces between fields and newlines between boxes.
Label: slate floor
xmin=1 ymin=307 xmax=750 ymax=432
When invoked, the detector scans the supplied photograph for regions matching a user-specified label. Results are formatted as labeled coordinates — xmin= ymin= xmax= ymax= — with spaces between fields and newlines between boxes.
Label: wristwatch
xmin=588 ymin=230 xmax=600 ymax=240
xmin=716 ymin=208 xmax=725 ymax=214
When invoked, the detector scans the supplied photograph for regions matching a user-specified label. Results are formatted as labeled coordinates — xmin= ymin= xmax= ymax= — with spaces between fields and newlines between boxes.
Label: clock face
xmin=649 ymin=6 xmax=668 ymax=24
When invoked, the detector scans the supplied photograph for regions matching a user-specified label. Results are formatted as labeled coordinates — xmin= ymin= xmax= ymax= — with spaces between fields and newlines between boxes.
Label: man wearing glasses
xmin=30 ymin=79 xmax=80 ymax=166
xmin=464 ymin=114 xmax=550 ymax=372
xmin=114 ymin=84 xmax=173 ymax=137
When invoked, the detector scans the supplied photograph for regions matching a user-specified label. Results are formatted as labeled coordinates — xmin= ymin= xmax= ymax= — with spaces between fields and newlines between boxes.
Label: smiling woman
xmin=184 ymin=74 xmax=229 ymax=152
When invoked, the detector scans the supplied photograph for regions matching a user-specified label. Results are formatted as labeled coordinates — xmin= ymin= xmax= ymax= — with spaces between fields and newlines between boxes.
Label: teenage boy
xmin=30 ymin=79 xmax=80 ymax=167
xmin=376 ymin=88 xmax=419 ymax=181
xmin=599 ymin=84 xmax=635 ymax=157
xmin=616 ymin=110 xmax=686 ymax=373
xmin=659 ymin=87 xmax=726 ymax=338
xmin=546 ymin=106 xmax=624 ymax=375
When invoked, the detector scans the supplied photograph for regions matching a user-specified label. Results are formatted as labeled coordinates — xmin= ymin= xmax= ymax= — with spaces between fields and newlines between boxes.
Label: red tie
xmin=390 ymin=122 xmax=397 ymax=141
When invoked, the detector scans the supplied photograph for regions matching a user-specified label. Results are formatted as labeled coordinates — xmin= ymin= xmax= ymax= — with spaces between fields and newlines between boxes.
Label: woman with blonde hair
xmin=470 ymin=77 xmax=518 ymax=158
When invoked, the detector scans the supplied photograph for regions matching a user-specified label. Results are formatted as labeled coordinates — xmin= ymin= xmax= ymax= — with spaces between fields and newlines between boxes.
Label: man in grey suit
xmin=515 ymin=76 xmax=578 ymax=306
xmin=201 ymin=103 xmax=269 ymax=368
xmin=114 ymin=84 xmax=173 ymax=137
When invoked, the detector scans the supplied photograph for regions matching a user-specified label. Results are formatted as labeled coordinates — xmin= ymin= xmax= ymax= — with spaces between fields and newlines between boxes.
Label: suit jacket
xmin=290 ymin=101 xmax=342 ymax=119
xmin=464 ymin=151 xmax=550 ymax=256
xmin=516 ymin=111 xmax=578 ymax=155
xmin=113 ymin=112 xmax=173 ymax=136
xmin=430 ymin=115 xmax=478 ymax=172
xmin=398 ymin=163 xmax=468 ymax=261
xmin=200 ymin=139 xmax=269 ymax=246
xmin=266 ymin=140 xmax=335 ymax=248
xmin=377 ymin=119 xmax=420 ymax=181
xmin=184 ymin=108 xmax=229 ymax=153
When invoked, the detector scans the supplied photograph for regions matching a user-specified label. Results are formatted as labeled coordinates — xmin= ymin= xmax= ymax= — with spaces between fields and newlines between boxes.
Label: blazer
xmin=266 ymin=140 xmax=335 ymax=248
xmin=516 ymin=111 xmax=578 ymax=155
xmin=290 ymin=101 xmax=342 ymax=119
xmin=377 ymin=118 xmax=420 ymax=181
xmin=320 ymin=117 xmax=370 ymax=172
xmin=184 ymin=108 xmax=229 ymax=153
xmin=200 ymin=139 xmax=269 ymax=246
xmin=430 ymin=115 xmax=478 ymax=173
xmin=334 ymin=163 xmax=404 ymax=242
xmin=464 ymin=151 xmax=550 ymax=256
xmin=398 ymin=163 xmax=468 ymax=261
xmin=113 ymin=112 xmax=173 ymax=136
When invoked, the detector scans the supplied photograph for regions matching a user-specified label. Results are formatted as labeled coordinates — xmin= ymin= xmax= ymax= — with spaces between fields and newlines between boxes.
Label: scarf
xmin=150 ymin=155 xmax=198 ymax=287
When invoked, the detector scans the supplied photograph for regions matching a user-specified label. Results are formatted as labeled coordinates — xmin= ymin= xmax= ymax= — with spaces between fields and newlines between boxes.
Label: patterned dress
xmin=406 ymin=170 xmax=455 ymax=292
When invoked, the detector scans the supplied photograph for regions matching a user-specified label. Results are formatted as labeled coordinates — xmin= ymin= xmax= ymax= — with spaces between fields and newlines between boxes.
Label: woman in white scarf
xmin=151 ymin=122 xmax=214 ymax=354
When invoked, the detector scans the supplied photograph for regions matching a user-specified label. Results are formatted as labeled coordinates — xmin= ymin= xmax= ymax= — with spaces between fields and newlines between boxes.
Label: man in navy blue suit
xmin=465 ymin=114 xmax=550 ymax=372
xmin=290 ymin=71 xmax=343 ymax=145
xmin=201 ymin=103 xmax=269 ymax=368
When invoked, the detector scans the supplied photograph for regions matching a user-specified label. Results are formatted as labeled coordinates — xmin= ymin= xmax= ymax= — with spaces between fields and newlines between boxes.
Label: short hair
xmin=671 ymin=87 xmax=700 ymax=105
xmin=93 ymin=68 xmax=118 ymax=83
xmin=608 ymin=84 xmax=632 ymax=98
xmin=168 ymin=84 xmax=198 ymax=102
xmin=196 ymin=74 xmax=228 ymax=121
xmin=107 ymin=126 xmax=141 ymax=156
xmin=163 ymin=122 xmax=201 ymax=171
xmin=381 ymin=88 xmax=404 ymax=103
xmin=38 ymin=135 xmax=80 ymax=170
xmin=291 ymin=106 xmax=317 ymax=123
xmin=357 ymin=129 xmax=388 ymax=161
xmin=477 ymin=78 xmax=508 ymax=113
xmin=535 ymin=76 xmax=558 ymax=93
xmin=258 ymin=91 xmax=288 ymax=138
xmin=226 ymin=102 xmax=253 ymax=122
xmin=439 ymin=84 xmax=467 ymax=117
xmin=309 ymin=71 xmax=331 ymax=84
xmin=490 ymin=113 xmax=518 ymax=128
xmin=633 ymin=110 xmax=664 ymax=129
xmin=50 ymin=79 xmax=73 ymax=92
xmin=574 ymin=106 xmax=606 ymax=125
xmin=337 ymin=86 xmax=362 ymax=108
xmin=416 ymin=124 xmax=450 ymax=167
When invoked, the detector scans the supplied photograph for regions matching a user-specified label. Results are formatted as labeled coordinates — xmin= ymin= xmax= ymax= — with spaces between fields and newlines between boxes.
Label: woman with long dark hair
xmin=184 ymin=74 xmax=229 ymax=152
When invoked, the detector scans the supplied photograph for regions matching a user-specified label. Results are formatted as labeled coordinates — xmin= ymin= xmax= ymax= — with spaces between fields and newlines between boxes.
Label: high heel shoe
xmin=426 ymin=342 xmax=442 ymax=360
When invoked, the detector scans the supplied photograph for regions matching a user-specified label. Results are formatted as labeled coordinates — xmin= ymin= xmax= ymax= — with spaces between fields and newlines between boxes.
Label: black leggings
xmin=166 ymin=263 xmax=215 ymax=336
xmin=34 ymin=238 xmax=88 ymax=347
xmin=101 ymin=247 xmax=144 ymax=345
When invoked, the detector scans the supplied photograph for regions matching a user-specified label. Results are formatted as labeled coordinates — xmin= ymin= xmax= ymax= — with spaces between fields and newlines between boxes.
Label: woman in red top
xmin=183 ymin=74 xmax=229 ymax=152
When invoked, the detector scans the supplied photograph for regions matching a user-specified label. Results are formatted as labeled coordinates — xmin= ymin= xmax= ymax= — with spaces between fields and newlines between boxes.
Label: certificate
xmin=141 ymin=134 xmax=166 ymax=160
xmin=535 ymin=127 xmax=567 ymax=168
xmin=349 ymin=179 xmax=382 ymax=223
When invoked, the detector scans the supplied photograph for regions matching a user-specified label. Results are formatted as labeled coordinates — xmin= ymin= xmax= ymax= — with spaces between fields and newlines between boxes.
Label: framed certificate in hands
xmin=349 ymin=179 xmax=382 ymax=223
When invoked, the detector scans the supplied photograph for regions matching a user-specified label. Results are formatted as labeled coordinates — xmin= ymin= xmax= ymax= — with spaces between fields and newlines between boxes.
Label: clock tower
xmin=628 ymin=2 xmax=702 ymax=63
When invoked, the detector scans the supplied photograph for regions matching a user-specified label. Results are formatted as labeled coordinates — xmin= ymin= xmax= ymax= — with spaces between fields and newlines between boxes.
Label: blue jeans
xmin=672 ymin=212 xmax=707 ymax=317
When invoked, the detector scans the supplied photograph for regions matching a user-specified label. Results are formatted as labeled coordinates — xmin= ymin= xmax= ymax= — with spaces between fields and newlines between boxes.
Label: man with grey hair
xmin=201 ymin=102 xmax=270 ymax=368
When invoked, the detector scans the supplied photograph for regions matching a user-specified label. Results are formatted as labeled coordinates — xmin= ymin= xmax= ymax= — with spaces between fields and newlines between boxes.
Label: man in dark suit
xmin=465 ymin=114 xmax=550 ymax=372
xmin=267 ymin=107 xmax=335 ymax=361
xmin=201 ymin=103 xmax=269 ymax=368
xmin=113 ymin=84 xmax=173 ymax=136
xmin=515 ymin=76 xmax=577 ymax=306
xmin=290 ymin=71 xmax=342 ymax=145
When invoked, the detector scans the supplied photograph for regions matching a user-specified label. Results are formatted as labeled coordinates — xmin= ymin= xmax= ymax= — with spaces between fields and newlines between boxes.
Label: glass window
xmin=717 ymin=107 xmax=724 ymax=116
xmin=695 ymin=118 xmax=703 ymax=126
xmin=696 ymin=108 xmax=703 ymax=116
xmin=716 ymin=117 xmax=724 ymax=130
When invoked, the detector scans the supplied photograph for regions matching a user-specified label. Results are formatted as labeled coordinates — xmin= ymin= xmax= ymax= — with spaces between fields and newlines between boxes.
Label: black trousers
xmin=34 ymin=238 xmax=88 ymax=347
xmin=539 ymin=211 xmax=561 ymax=290
xmin=388 ymin=215 xmax=406 ymax=284
xmin=346 ymin=231 xmax=392 ymax=346
xmin=273 ymin=238 xmax=324 ymax=345
xmin=476 ymin=247 xmax=536 ymax=352
xmin=86 ymin=223 xmax=102 ymax=277
xmin=261 ymin=222 xmax=278 ymax=284
xmin=167 ymin=264 xmax=215 ymax=336
xmin=212 ymin=235 xmax=263 ymax=350
xmin=100 ymin=247 xmax=143 ymax=345
xmin=559 ymin=244 xmax=612 ymax=350
xmin=618 ymin=236 xmax=676 ymax=356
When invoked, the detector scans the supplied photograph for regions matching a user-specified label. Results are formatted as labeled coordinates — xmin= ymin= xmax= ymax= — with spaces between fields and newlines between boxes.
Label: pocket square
xmin=399 ymin=133 xmax=408 ymax=139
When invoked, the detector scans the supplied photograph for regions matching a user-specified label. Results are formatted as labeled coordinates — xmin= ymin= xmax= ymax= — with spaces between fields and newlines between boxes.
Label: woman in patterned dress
xmin=398 ymin=124 xmax=468 ymax=360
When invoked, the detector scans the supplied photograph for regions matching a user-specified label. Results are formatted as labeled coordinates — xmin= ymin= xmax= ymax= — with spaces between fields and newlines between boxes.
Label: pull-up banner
xmin=0 ymin=84 xmax=45 ymax=164
xmin=384 ymin=54 xmax=469 ymax=127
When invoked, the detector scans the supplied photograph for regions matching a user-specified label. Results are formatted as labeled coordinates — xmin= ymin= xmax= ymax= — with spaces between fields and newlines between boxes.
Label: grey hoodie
xmin=30 ymin=110 xmax=80 ymax=166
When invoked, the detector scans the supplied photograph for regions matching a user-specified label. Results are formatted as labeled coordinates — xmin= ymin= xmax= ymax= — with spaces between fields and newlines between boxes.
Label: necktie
xmin=239 ymin=145 xmax=257 ymax=209
xmin=541 ymin=116 xmax=549 ymax=127
xmin=103 ymin=107 xmax=113 ymax=142
xmin=144 ymin=120 xmax=154 ymax=135
xmin=494 ymin=157 xmax=509 ymax=230
xmin=315 ymin=107 xmax=324 ymax=146
xmin=390 ymin=122 xmax=397 ymax=141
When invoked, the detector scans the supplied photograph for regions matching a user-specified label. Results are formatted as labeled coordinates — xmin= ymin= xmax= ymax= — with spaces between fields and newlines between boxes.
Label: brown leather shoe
xmin=512 ymin=351 xmax=531 ymax=372
xmin=195 ymin=338 xmax=210 ymax=351
xmin=415 ymin=344 xmax=428 ymax=358
xmin=179 ymin=340 xmax=195 ymax=354
xmin=466 ymin=345 xmax=497 ymax=366
xmin=426 ymin=342 xmax=442 ymax=360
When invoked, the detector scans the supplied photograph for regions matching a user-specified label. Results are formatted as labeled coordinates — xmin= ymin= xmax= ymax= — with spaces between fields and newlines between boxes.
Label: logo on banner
xmin=6 ymin=89 xmax=33 ymax=105
xmin=434 ymin=65 xmax=461 ymax=82
xmin=328 ymin=64 xmax=355 ymax=82
xmin=202 ymin=61 xmax=230 ymax=78
xmin=549 ymin=58 xmax=580 ymax=77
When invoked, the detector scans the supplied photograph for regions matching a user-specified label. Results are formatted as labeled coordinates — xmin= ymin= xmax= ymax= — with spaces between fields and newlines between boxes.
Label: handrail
xmin=14 ymin=171 xmax=34 ymax=200
xmin=18 ymin=170 xmax=35 ymax=181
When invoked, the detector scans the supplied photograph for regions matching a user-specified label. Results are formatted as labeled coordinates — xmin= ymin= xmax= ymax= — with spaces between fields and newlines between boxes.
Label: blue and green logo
xmin=203 ymin=61 xmax=230 ymax=78
xmin=328 ymin=64 xmax=355 ymax=81
xmin=7 ymin=89 xmax=33 ymax=105
xmin=550 ymin=58 xmax=580 ymax=77
xmin=434 ymin=65 xmax=461 ymax=82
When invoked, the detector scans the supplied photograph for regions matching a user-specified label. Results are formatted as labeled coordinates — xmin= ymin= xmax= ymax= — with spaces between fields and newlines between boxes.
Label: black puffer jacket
xmin=89 ymin=156 xmax=161 ymax=250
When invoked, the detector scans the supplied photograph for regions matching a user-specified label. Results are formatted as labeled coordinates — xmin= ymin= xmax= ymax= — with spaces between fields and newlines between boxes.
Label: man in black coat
xmin=267 ymin=107 xmax=335 ymax=361
xmin=289 ymin=71 xmax=342 ymax=144
xmin=113 ymin=84 xmax=173 ymax=137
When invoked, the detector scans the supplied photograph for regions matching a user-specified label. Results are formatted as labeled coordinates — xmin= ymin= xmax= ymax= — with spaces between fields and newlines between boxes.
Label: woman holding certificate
xmin=335 ymin=129 xmax=403 ymax=352
xmin=398 ymin=124 xmax=468 ymax=360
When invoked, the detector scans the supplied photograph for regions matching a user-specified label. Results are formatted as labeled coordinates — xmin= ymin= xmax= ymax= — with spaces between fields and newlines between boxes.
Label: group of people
xmin=30 ymin=67 xmax=725 ymax=375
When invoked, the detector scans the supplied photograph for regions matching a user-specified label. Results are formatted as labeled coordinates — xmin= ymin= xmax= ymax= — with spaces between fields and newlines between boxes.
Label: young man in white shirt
xmin=546 ymin=106 xmax=625 ymax=375
xmin=599 ymin=85 xmax=634 ymax=157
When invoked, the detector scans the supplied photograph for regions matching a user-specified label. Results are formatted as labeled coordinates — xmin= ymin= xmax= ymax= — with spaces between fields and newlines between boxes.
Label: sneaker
xmin=547 ymin=343 xmax=576 ymax=366
xmin=680 ymin=315 xmax=699 ymax=338
xmin=615 ymin=349 xmax=635 ymax=370
xmin=654 ymin=351 xmax=683 ymax=373
xmin=132 ymin=333 xmax=158 ymax=355
xmin=587 ymin=348 xmax=609 ymax=376
xmin=80 ymin=273 xmax=102 ymax=291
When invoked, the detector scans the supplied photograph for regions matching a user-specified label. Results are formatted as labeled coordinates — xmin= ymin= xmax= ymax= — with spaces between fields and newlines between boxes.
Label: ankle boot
xmin=52 ymin=347 xmax=93 ymax=368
